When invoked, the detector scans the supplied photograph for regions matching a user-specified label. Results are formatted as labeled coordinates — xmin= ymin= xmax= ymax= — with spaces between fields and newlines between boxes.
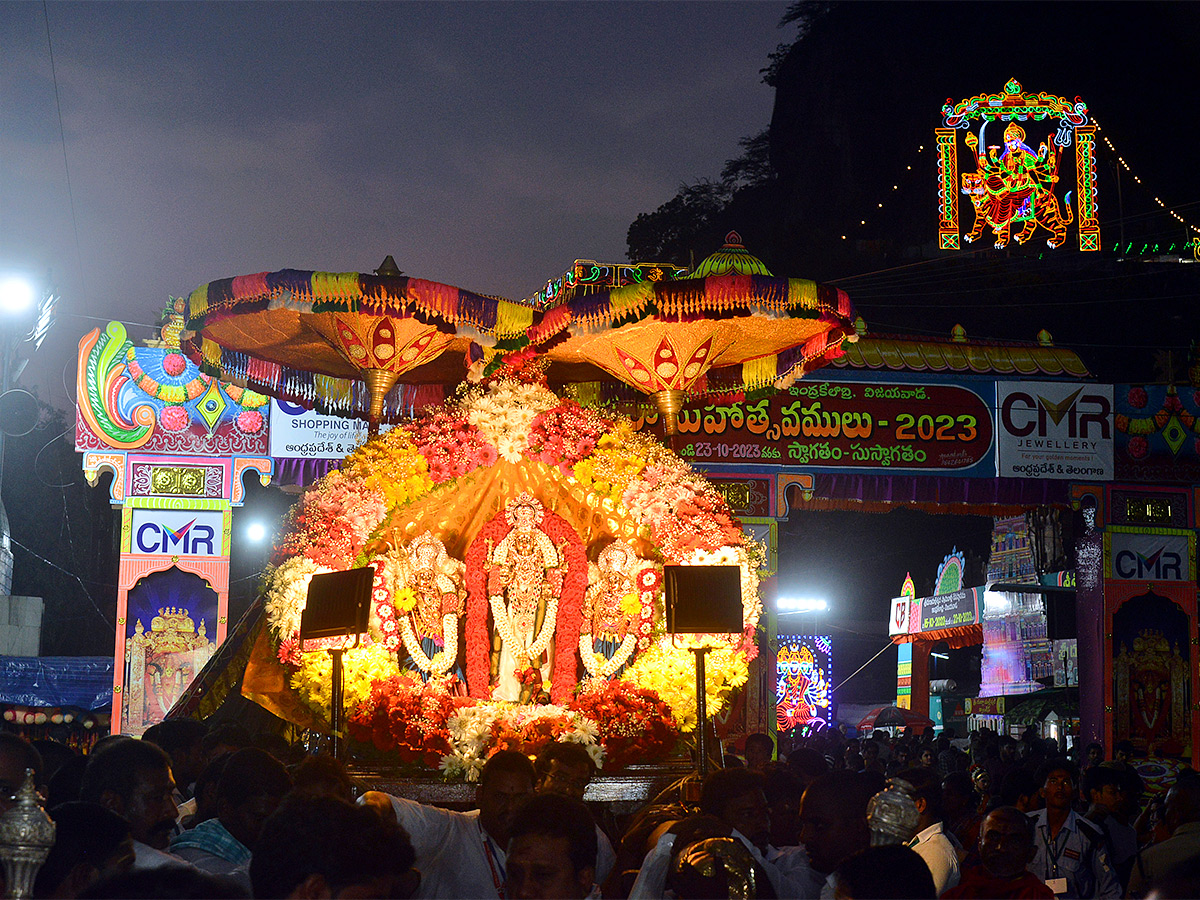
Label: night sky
xmin=2 ymin=1 xmax=788 ymax=407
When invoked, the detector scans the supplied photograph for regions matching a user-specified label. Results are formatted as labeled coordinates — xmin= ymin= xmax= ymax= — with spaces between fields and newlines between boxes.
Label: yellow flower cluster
xmin=393 ymin=586 xmax=417 ymax=614
xmin=572 ymin=424 xmax=651 ymax=501
xmin=342 ymin=428 xmax=434 ymax=509
xmin=621 ymin=641 xmax=748 ymax=733
xmin=291 ymin=643 xmax=397 ymax=720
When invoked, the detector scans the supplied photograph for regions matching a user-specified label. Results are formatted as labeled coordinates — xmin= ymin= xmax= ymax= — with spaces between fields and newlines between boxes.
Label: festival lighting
xmin=777 ymin=596 xmax=828 ymax=613
xmin=246 ymin=522 xmax=268 ymax=543
xmin=0 ymin=277 xmax=34 ymax=315
xmin=1094 ymin=117 xmax=1200 ymax=235
xmin=777 ymin=634 xmax=832 ymax=731
xmin=937 ymin=79 xmax=1099 ymax=252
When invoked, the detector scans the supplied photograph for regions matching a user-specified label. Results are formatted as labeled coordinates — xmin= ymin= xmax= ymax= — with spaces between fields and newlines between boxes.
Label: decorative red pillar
xmin=909 ymin=640 xmax=931 ymax=719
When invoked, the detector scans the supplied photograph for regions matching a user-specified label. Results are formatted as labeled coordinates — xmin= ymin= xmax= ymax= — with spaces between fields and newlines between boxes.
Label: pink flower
xmin=1127 ymin=436 xmax=1149 ymax=459
xmin=1127 ymin=387 xmax=1148 ymax=409
xmin=236 ymin=410 xmax=264 ymax=433
xmin=476 ymin=444 xmax=498 ymax=467
xmin=160 ymin=405 xmax=190 ymax=431
xmin=162 ymin=353 xmax=188 ymax=377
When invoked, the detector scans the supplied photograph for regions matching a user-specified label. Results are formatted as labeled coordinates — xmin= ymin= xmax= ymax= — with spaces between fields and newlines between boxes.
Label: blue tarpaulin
xmin=0 ymin=657 xmax=112 ymax=711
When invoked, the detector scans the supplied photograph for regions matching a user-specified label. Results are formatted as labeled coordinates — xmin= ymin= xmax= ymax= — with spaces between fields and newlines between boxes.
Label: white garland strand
xmin=578 ymin=631 xmax=638 ymax=678
xmin=399 ymin=613 xmax=459 ymax=675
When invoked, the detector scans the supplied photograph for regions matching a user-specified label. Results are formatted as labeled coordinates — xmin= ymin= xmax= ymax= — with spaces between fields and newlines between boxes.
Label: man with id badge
xmin=1027 ymin=759 xmax=1121 ymax=898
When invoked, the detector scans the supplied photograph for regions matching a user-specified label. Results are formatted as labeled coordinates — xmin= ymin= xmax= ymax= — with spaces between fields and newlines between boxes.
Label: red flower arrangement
xmin=347 ymin=674 xmax=462 ymax=766
xmin=162 ymin=352 xmax=188 ymax=377
xmin=160 ymin=405 xmax=190 ymax=432
xmin=236 ymin=409 xmax=264 ymax=434
xmin=406 ymin=409 xmax=498 ymax=483
xmin=526 ymin=404 xmax=612 ymax=475
xmin=567 ymin=680 xmax=679 ymax=770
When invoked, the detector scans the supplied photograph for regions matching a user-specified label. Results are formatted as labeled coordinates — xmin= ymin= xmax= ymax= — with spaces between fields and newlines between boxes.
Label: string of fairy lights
xmin=837 ymin=117 xmax=1199 ymax=254
xmin=842 ymin=145 xmax=926 ymax=241
xmin=1093 ymin=115 xmax=1200 ymax=241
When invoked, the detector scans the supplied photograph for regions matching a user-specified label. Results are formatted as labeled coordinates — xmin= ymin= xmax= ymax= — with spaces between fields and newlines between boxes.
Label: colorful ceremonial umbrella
xmin=529 ymin=234 xmax=858 ymax=433
xmin=181 ymin=258 xmax=532 ymax=432
xmin=857 ymin=705 xmax=935 ymax=732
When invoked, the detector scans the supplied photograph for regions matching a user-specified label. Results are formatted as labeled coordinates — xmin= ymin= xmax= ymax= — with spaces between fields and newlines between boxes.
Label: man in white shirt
xmin=362 ymin=749 xmax=535 ymax=899
xmin=897 ymin=766 xmax=961 ymax=894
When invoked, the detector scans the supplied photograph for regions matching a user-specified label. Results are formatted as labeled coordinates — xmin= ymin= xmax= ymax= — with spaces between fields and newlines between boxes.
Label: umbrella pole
xmin=692 ymin=646 xmax=713 ymax=779
xmin=363 ymin=369 xmax=400 ymax=437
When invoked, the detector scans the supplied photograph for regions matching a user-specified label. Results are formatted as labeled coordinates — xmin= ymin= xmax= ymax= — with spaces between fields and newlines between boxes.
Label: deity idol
xmin=396 ymin=532 xmax=465 ymax=679
xmin=486 ymin=493 xmax=566 ymax=701
xmin=579 ymin=542 xmax=641 ymax=680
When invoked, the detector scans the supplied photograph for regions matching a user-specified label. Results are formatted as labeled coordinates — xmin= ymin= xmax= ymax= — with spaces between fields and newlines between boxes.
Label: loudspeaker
xmin=664 ymin=565 xmax=743 ymax=634
xmin=1044 ymin=591 xmax=1077 ymax=642
xmin=300 ymin=567 xmax=374 ymax=649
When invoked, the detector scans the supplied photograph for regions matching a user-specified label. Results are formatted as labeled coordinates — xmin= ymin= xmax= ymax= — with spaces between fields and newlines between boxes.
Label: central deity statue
xmin=486 ymin=493 xmax=567 ymax=701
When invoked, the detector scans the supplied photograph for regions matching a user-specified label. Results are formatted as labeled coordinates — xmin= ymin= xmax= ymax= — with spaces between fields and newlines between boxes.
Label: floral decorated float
xmin=257 ymin=370 xmax=763 ymax=778
xmin=183 ymin=238 xmax=857 ymax=779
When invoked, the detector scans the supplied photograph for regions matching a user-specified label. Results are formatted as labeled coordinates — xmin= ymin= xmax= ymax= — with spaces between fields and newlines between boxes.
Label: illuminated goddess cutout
xmin=937 ymin=78 xmax=1099 ymax=252
xmin=486 ymin=493 xmax=567 ymax=701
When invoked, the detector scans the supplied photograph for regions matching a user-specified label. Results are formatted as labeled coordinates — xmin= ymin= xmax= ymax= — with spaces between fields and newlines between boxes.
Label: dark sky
xmin=2 ymin=0 xmax=789 ymax=407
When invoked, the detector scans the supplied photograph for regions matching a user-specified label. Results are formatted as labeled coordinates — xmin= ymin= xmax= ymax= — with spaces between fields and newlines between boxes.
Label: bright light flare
xmin=0 ymin=277 xmax=35 ymax=314
xmin=778 ymin=597 xmax=829 ymax=613
xmin=246 ymin=522 xmax=268 ymax=543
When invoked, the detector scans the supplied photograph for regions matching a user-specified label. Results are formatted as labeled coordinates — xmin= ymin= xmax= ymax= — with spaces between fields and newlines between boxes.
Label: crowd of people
xmin=2 ymin=720 xmax=1200 ymax=899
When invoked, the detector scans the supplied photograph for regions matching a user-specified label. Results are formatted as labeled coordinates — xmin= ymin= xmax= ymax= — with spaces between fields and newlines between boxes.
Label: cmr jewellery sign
xmin=996 ymin=382 xmax=1113 ymax=480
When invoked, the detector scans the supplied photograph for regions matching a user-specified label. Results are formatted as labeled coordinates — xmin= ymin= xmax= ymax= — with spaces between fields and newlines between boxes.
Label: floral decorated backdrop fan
xmin=254 ymin=374 xmax=763 ymax=776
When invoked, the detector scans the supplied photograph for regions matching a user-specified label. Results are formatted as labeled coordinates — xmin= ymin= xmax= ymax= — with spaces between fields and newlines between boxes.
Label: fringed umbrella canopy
xmin=179 ymin=239 xmax=858 ymax=434
xmin=531 ymin=233 xmax=858 ymax=433
xmin=180 ymin=262 xmax=533 ymax=429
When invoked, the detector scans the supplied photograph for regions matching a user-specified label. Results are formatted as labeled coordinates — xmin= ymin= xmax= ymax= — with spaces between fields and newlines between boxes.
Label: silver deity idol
xmin=866 ymin=777 xmax=919 ymax=846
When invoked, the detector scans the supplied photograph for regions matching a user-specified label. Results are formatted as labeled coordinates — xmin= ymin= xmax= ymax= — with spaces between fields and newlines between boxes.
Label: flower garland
xmin=579 ymin=632 xmax=638 ymax=679
xmin=440 ymin=701 xmax=603 ymax=781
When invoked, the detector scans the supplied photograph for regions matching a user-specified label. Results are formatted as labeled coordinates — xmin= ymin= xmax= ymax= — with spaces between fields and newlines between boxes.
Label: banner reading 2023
xmin=655 ymin=382 xmax=995 ymax=474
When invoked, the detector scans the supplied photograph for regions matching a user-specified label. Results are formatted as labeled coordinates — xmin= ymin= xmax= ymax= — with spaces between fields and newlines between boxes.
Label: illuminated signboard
xmin=937 ymin=79 xmax=1099 ymax=252
xmin=777 ymin=634 xmax=832 ymax=732
xmin=915 ymin=587 xmax=982 ymax=632
xmin=127 ymin=509 xmax=227 ymax=557
xmin=642 ymin=382 xmax=994 ymax=475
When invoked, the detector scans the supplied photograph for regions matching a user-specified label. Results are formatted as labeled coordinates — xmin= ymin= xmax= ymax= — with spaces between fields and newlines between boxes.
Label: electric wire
xmin=41 ymin=1 xmax=89 ymax=314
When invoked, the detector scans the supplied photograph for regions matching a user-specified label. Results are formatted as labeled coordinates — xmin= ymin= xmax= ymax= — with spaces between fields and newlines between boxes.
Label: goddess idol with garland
xmin=394 ymin=532 xmax=465 ymax=679
xmin=579 ymin=541 xmax=643 ymax=680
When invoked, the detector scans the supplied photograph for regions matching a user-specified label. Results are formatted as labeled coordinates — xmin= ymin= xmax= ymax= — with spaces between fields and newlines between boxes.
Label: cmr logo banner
xmin=130 ymin=509 xmax=225 ymax=557
xmin=995 ymin=382 xmax=1113 ymax=480
xmin=1109 ymin=532 xmax=1192 ymax=582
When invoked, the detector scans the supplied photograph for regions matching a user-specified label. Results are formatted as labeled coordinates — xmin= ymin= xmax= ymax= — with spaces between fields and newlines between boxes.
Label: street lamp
xmin=0 ymin=278 xmax=35 ymax=316
xmin=0 ymin=273 xmax=55 ymax=597
xmin=778 ymin=597 xmax=829 ymax=614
